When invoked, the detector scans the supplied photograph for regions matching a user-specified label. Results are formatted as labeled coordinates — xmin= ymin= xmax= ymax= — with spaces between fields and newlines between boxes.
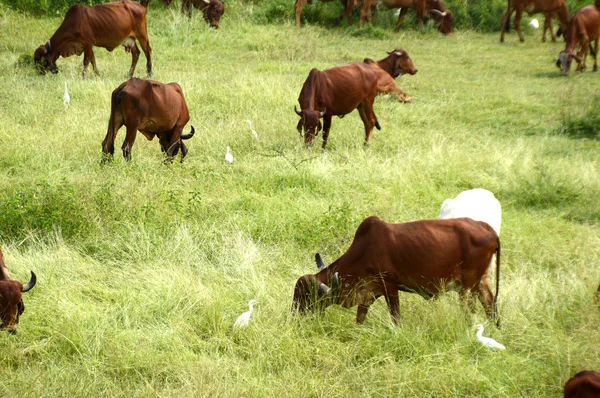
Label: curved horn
xmin=318 ymin=282 xmax=330 ymax=295
xmin=203 ymin=0 xmax=210 ymax=3
xmin=180 ymin=125 xmax=195 ymax=140
xmin=21 ymin=271 xmax=36 ymax=293
xmin=428 ymin=9 xmax=447 ymax=16
xmin=315 ymin=253 xmax=326 ymax=271
xmin=45 ymin=40 xmax=52 ymax=53
xmin=294 ymin=105 xmax=302 ymax=116
xmin=319 ymin=108 xmax=326 ymax=117
xmin=393 ymin=51 xmax=403 ymax=57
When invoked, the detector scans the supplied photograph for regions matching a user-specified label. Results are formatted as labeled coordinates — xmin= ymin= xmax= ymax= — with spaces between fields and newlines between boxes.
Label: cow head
xmin=291 ymin=254 xmax=339 ymax=313
xmin=295 ymin=106 xmax=326 ymax=146
xmin=0 ymin=271 xmax=36 ymax=334
xmin=428 ymin=7 xmax=453 ymax=35
xmin=557 ymin=51 xmax=580 ymax=74
xmin=202 ymin=0 xmax=224 ymax=29
xmin=386 ymin=49 xmax=418 ymax=77
xmin=34 ymin=40 xmax=58 ymax=74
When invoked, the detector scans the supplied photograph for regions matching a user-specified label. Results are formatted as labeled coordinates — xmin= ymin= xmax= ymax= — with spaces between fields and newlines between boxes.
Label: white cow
xmin=438 ymin=188 xmax=501 ymax=235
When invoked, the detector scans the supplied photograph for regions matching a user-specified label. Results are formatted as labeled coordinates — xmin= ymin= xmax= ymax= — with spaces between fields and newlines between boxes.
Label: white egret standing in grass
xmin=246 ymin=120 xmax=258 ymax=140
xmin=225 ymin=146 xmax=233 ymax=163
xmin=63 ymin=82 xmax=70 ymax=108
xmin=234 ymin=299 xmax=260 ymax=329
xmin=528 ymin=18 xmax=540 ymax=29
xmin=474 ymin=324 xmax=505 ymax=350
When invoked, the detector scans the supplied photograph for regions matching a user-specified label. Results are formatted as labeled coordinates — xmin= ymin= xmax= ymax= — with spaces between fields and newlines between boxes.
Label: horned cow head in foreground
xmin=0 ymin=249 xmax=36 ymax=334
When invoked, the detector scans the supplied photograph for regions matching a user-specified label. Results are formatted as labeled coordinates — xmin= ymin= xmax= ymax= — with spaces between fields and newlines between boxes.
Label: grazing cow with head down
xmin=556 ymin=6 xmax=600 ymax=74
xmin=363 ymin=49 xmax=418 ymax=102
xmin=564 ymin=371 xmax=600 ymax=398
xmin=359 ymin=0 xmax=454 ymax=35
xmin=292 ymin=216 xmax=501 ymax=326
xmin=0 ymin=249 xmax=36 ymax=334
xmin=102 ymin=78 xmax=195 ymax=162
xmin=34 ymin=0 xmax=152 ymax=77
xmin=500 ymin=0 xmax=569 ymax=42
xmin=182 ymin=0 xmax=225 ymax=28
xmin=295 ymin=63 xmax=381 ymax=149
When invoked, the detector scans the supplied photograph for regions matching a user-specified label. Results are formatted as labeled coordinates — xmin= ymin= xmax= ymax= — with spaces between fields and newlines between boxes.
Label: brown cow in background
xmin=359 ymin=0 xmax=453 ymax=34
xmin=102 ymin=78 xmax=195 ymax=162
xmin=556 ymin=5 xmax=600 ymax=73
xmin=364 ymin=49 xmax=418 ymax=102
xmin=500 ymin=0 xmax=569 ymax=42
xmin=564 ymin=371 xmax=600 ymax=398
xmin=34 ymin=0 xmax=152 ymax=77
xmin=141 ymin=0 xmax=224 ymax=28
xmin=292 ymin=217 xmax=501 ymax=326
xmin=0 ymin=249 xmax=36 ymax=334
xmin=295 ymin=63 xmax=380 ymax=149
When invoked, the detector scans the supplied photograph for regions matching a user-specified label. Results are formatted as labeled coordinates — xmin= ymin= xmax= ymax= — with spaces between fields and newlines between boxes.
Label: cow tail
xmin=494 ymin=237 xmax=501 ymax=314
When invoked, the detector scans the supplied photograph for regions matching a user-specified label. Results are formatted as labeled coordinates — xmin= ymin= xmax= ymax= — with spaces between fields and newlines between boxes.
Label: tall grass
xmin=0 ymin=2 xmax=599 ymax=397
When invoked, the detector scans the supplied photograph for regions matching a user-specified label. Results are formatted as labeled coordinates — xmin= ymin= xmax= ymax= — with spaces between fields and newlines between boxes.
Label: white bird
xmin=63 ymin=82 xmax=70 ymax=107
xmin=246 ymin=120 xmax=258 ymax=140
xmin=474 ymin=324 xmax=506 ymax=350
xmin=233 ymin=299 xmax=260 ymax=329
xmin=225 ymin=146 xmax=233 ymax=163
xmin=528 ymin=18 xmax=540 ymax=29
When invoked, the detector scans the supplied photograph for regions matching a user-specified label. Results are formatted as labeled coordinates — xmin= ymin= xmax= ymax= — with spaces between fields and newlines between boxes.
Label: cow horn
xmin=181 ymin=125 xmax=195 ymax=140
xmin=294 ymin=105 xmax=302 ymax=116
xmin=319 ymin=108 xmax=326 ymax=117
xmin=393 ymin=51 xmax=403 ymax=57
xmin=318 ymin=282 xmax=330 ymax=295
xmin=429 ymin=9 xmax=447 ymax=17
xmin=45 ymin=40 xmax=52 ymax=53
xmin=315 ymin=253 xmax=326 ymax=271
xmin=203 ymin=0 xmax=210 ymax=3
xmin=21 ymin=271 xmax=36 ymax=293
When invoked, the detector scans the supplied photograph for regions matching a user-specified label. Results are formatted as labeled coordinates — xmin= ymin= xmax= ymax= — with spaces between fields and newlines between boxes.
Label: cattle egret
xmin=528 ymin=18 xmax=540 ymax=29
xmin=63 ymin=82 xmax=70 ymax=107
xmin=233 ymin=299 xmax=260 ymax=329
xmin=246 ymin=120 xmax=258 ymax=140
xmin=474 ymin=324 xmax=505 ymax=350
xmin=225 ymin=146 xmax=233 ymax=163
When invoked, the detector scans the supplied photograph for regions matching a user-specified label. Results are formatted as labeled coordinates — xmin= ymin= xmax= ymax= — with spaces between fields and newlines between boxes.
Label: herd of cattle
xmin=2 ymin=0 xmax=599 ymax=395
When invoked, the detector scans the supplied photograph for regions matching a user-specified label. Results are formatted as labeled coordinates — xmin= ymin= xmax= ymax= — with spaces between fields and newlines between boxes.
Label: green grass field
xmin=0 ymin=1 xmax=599 ymax=396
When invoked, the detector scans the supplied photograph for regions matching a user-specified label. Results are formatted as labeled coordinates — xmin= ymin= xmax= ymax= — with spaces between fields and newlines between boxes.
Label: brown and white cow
xmin=363 ymin=49 xmax=418 ymax=102
xmin=102 ymin=78 xmax=195 ymax=162
xmin=295 ymin=63 xmax=380 ymax=149
xmin=0 ymin=249 xmax=36 ymax=334
xmin=500 ymin=0 xmax=569 ymax=42
xmin=556 ymin=6 xmax=600 ymax=73
xmin=34 ymin=0 xmax=152 ymax=77
xmin=359 ymin=0 xmax=453 ymax=34
xmin=564 ymin=371 xmax=600 ymax=398
xmin=292 ymin=216 xmax=501 ymax=326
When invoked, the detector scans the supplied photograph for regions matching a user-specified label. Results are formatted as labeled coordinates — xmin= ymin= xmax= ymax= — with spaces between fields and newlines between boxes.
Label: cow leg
xmin=415 ymin=1 xmax=425 ymax=30
xmin=543 ymin=15 xmax=556 ymax=42
xmin=459 ymin=287 xmax=476 ymax=313
xmin=359 ymin=0 xmax=373 ymax=28
xmin=102 ymin=110 xmax=124 ymax=163
xmin=593 ymin=38 xmax=599 ymax=72
xmin=356 ymin=305 xmax=370 ymax=324
xmin=395 ymin=8 xmax=409 ymax=32
xmin=82 ymin=46 xmax=96 ymax=77
xmin=126 ymin=42 xmax=140 ymax=79
xmin=384 ymin=284 xmax=400 ymax=325
xmin=165 ymin=128 xmax=184 ymax=161
xmin=181 ymin=0 xmax=192 ymax=17
xmin=133 ymin=24 xmax=153 ymax=77
xmin=514 ymin=10 xmax=525 ymax=42
xmin=359 ymin=97 xmax=378 ymax=145
xmin=344 ymin=0 xmax=353 ymax=26
xmin=500 ymin=8 xmax=511 ymax=42
xmin=294 ymin=0 xmax=307 ymax=26
xmin=121 ymin=125 xmax=138 ymax=161
xmin=321 ymin=114 xmax=332 ymax=149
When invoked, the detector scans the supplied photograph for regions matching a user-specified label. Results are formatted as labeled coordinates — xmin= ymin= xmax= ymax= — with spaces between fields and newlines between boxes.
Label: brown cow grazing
xmin=295 ymin=63 xmax=380 ymax=149
xmin=0 ymin=249 xmax=36 ymax=334
xmin=564 ymin=371 xmax=600 ymax=398
xmin=556 ymin=6 xmax=600 ymax=73
xmin=102 ymin=78 xmax=195 ymax=162
xmin=292 ymin=216 xmax=501 ymax=326
xmin=34 ymin=0 xmax=152 ymax=77
xmin=359 ymin=0 xmax=454 ymax=35
xmin=363 ymin=49 xmax=418 ymax=102
xmin=182 ymin=0 xmax=225 ymax=28
xmin=500 ymin=0 xmax=569 ymax=42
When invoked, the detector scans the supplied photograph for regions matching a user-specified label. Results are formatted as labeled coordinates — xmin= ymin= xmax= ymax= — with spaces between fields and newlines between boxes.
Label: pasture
xmin=1 ymin=1 xmax=600 ymax=396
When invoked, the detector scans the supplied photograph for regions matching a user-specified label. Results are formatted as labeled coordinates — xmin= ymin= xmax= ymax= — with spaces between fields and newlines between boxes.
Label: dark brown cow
xmin=292 ymin=216 xmax=501 ymax=326
xmin=102 ymin=78 xmax=195 ymax=162
xmin=500 ymin=0 xmax=569 ymax=42
xmin=0 ymin=249 xmax=36 ymax=334
xmin=295 ymin=63 xmax=380 ymax=149
xmin=363 ymin=49 xmax=418 ymax=102
xmin=182 ymin=0 xmax=225 ymax=28
xmin=556 ymin=6 xmax=600 ymax=73
xmin=34 ymin=0 xmax=152 ymax=77
xmin=295 ymin=0 xmax=354 ymax=27
xmin=564 ymin=371 xmax=600 ymax=398
xmin=359 ymin=0 xmax=453 ymax=35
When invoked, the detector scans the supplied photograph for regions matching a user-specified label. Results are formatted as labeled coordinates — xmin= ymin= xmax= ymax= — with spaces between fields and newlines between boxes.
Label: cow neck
xmin=376 ymin=56 xmax=396 ymax=78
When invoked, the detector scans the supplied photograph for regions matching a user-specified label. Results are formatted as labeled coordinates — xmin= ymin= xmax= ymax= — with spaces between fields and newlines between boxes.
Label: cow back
xmin=564 ymin=371 xmax=600 ymax=398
